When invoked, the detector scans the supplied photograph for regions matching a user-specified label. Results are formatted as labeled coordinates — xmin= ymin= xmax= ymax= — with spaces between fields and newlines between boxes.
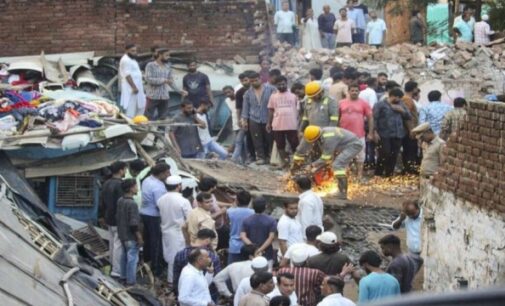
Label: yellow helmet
xmin=133 ymin=115 xmax=149 ymax=124
xmin=305 ymin=81 xmax=322 ymax=98
xmin=304 ymin=125 xmax=321 ymax=143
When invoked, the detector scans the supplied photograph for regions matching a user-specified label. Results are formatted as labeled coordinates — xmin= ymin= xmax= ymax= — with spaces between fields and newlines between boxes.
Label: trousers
xmin=144 ymin=98 xmax=169 ymax=120
xmin=141 ymin=215 xmax=163 ymax=277
xmin=352 ymin=28 xmax=365 ymax=43
xmin=321 ymin=32 xmax=336 ymax=49
xmin=278 ymin=33 xmax=295 ymax=45
xmin=232 ymin=129 xmax=248 ymax=164
xmin=108 ymin=226 xmax=123 ymax=277
xmin=272 ymin=130 xmax=299 ymax=152
xmin=333 ymin=141 xmax=364 ymax=175
xmin=402 ymin=136 xmax=419 ymax=174
xmin=120 ymin=240 xmax=139 ymax=285
xmin=198 ymin=140 xmax=228 ymax=160
xmin=375 ymin=137 xmax=402 ymax=177
xmin=249 ymin=120 xmax=273 ymax=161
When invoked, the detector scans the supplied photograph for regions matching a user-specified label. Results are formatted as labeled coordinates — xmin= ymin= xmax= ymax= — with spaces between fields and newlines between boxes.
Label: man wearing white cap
xmin=278 ymin=247 xmax=325 ymax=306
xmin=214 ymin=244 xmax=258 ymax=300
xmin=234 ymin=256 xmax=269 ymax=306
xmin=307 ymin=232 xmax=353 ymax=277
xmin=157 ymin=175 xmax=192 ymax=285
xmin=474 ymin=14 xmax=495 ymax=45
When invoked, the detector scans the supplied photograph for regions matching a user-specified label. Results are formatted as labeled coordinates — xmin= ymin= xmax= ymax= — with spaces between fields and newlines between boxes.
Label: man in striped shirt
xmin=278 ymin=247 xmax=325 ymax=306
xmin=144 ymin=48 xmax=187 ymax=120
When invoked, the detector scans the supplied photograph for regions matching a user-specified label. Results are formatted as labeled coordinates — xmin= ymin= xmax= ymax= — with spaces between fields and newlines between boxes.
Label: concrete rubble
xmin=270 ymin=41 xmax=505 ymax=101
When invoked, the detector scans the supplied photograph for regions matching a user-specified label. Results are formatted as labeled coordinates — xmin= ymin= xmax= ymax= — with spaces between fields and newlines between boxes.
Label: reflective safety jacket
xmin=300 ymin=96 xmax=339 ymax=132
xmin=294 ymin=127 xmax=361 ymax=174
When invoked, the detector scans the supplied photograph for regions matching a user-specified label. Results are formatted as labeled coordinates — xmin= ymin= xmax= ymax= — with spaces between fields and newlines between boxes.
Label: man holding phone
xmin=169 ymin=100 xmax=207 ymax=158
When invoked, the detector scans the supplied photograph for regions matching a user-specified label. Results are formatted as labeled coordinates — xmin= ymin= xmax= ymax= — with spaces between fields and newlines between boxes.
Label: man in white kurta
xmin=157 ymin=175 xmax=192 ymax=284
xmin=213 ymin=245 xmax=256 ymax=298
xmin=178 ymin=248 xmax=214 ymax=306
xmin=119 ymin=44 xmax=146 ymax=118
xmin=295 ymin=177 xmax=324 ymax=238
xmin=301 ymin=8 xmax=322 ymax=50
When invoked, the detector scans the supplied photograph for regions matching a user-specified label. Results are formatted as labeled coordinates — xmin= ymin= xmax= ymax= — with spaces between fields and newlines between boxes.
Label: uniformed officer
xmin=291 ymin=125 xmax=363 ymax=199
xmin=299 ymin=81 xmax=339 ymax=133
xmin=411 ymin=122 xmax=446 ymax=179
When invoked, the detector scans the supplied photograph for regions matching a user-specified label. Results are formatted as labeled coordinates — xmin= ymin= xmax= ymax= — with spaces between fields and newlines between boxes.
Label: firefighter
xmin=291 ymin=125 xmax=363 ymax=199
xmin=299 ymin=81 xmax=339 ymax=133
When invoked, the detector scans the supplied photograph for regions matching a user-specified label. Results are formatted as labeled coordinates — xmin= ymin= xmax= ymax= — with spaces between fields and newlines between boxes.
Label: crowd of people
xmin=452 ymin=6 xmax=496 ymax=45
xmin=272 ymin=1 xmax=495 ymax=49
xmin=100 ymin=156 xmax=426 ymax=305
xmin=274 ymin=1 xmax=387 ymax=49
xmin=107 ymin=2 xmax=480 ymax=305
xmin=107 ymin=44 xmax=471 ymax=304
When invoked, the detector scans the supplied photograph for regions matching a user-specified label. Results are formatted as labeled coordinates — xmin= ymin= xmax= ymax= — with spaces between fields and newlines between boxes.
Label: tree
xmin=489 ymin=0 xmax=505 ymax=31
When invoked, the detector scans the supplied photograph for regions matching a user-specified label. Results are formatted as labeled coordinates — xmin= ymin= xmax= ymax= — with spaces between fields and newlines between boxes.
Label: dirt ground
xmin=185 ymin=160 xmax=419 ymax=208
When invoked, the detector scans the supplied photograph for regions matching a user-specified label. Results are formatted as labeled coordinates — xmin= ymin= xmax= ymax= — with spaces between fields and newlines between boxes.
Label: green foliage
xmin=489 ymin=0 xmax=505 ymax=31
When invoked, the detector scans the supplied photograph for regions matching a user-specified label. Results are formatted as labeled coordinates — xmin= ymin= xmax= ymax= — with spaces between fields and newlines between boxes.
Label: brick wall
xmin=0 ymin=0 xmax=268 ymax=61
xmin=432 ymin=100 xmax=505 ymax=214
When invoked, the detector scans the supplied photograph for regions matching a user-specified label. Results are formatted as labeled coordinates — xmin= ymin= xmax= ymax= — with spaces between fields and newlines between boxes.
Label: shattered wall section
xmin=432 ymin=100 xmax=505 ymax=209
xmin=422 ymin=185 xmax=505 ymax=291
xmin=0 ymin=0 xmax=268 ymax=61
xmin=423 ymin=100 xmax=505 ymax=291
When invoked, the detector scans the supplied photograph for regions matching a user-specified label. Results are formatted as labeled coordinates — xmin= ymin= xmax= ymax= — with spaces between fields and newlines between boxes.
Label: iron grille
xmin=56 ymin=176 xmax=94 ymax=207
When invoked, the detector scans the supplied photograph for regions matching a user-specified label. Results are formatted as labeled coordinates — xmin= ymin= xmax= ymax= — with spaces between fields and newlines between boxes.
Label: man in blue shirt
xmin=453 ymin=9 xmax=474 ymax=43
xmin=140 ymin=162 xmax=170 ymax=277
xmin=318 ymin=5 xmax=337 ymax=49
xmin=358 ymin=250 xmax=400 ymax=304
xmin=419 ymin=90 xmax=453 ymax=136
xmin=347 ymin=0 xmax=368 ymax=43
xmin=240 ymin=197 xmax=277 ymax=266
xmin=392 ymin=200 xmax=423 ymax=254
xmin=241 ymin=72 xmax=276 ymax=165
xmin=227 ymin=190 xmax=255 ymax=264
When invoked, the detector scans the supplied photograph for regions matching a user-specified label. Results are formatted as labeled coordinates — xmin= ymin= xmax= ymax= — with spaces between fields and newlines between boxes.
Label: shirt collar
xmin=326 ymin=293 xmax=343 ymax=299
xmin=188 ymin=263 xmax=203 ymax=275
xmin=299 ymin=189 xmax=314 ymax=198
xmin=251 ymin=290 xmax=267 ymax=297
xmin=409 ymin=208 xmax=423 ymax=220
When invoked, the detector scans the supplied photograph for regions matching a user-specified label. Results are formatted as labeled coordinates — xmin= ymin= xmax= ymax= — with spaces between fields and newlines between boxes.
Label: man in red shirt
xmin=338 ymin=83 xmax=374 ymax=180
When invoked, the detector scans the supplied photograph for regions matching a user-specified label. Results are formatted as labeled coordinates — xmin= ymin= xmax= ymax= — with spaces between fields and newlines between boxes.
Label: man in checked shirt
xmin=144 ymin=48 xmax=187 ymax=120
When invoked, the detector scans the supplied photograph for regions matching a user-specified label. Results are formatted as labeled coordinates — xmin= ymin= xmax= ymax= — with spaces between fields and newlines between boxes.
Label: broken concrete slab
xmin=233 ymin=54 xmax=247 ymax=65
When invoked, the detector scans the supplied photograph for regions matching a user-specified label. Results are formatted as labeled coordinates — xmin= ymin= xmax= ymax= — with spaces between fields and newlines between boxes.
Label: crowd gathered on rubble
xmin=0 ymin=1 xmax=501 ymax=306
xmin=97 ymin=3 xmax=486 ymax=306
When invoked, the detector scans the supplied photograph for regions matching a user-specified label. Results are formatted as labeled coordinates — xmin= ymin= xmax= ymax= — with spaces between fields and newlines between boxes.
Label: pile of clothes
xmin=0 ymin=88 xmax=119 ymax=136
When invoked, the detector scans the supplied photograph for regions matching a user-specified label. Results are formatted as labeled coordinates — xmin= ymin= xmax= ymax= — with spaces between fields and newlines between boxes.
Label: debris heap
xmin=271 ymin=41 xmax=505 ymax=97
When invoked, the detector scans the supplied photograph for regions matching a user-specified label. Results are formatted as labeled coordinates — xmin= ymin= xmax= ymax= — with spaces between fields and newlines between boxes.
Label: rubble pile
xmin=271 ymin=41 xmax=505 ymax=97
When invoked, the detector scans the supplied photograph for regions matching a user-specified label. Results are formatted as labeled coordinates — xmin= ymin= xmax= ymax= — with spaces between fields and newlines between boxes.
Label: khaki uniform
xmin=300 ymin=96 xmax=339 ymax=132
xmin=420 ymin=136 xmax=445 ymax=177
xmin=186 ymin=207 xmax=217 ymax=249
xmin=440 ymin=108 xmax=467 ymax=140
xmin=294 ymin=127 xmax=363 ymax=177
